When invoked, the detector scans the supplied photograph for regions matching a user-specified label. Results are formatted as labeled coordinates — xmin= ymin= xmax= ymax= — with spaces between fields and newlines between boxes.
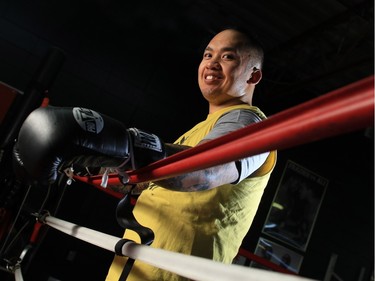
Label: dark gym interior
xmin=0 ymin=0 xmax=373 ymax=280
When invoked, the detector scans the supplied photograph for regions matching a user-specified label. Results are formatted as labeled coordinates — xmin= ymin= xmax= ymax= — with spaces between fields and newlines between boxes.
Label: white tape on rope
xmin=121 ymin=241 xmax=316 ymax=281
xmin=14 ymin=267 xmax=24 ymax=281
xmin=45 ymin=215 xmax=317 ymax=281
xmin=45 ymin=216 xmax=118 ymax=252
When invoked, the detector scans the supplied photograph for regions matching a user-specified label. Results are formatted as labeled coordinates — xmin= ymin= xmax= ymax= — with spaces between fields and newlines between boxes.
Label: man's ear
xmin=247 ymin=68 xmax=262 ymax=85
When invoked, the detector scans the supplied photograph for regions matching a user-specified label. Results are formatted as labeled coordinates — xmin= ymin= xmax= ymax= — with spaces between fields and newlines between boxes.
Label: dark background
xmin=0 ymin=0 xmax=373 ymax=280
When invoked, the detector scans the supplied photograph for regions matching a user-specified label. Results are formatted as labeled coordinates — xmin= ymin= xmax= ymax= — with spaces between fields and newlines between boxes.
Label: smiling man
xmin=106 ymin=28 xmax=277 ymax=281
xmin=13 ymin=28 xmax=276 ymax=281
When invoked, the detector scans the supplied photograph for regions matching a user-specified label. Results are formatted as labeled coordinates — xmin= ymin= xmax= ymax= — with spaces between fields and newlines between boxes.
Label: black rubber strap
xmin=118 ymin=258 xmax=135 ymax=281
xmin=115 ymin=239 xmax=136 ymax=281
xmin=115 ymin=238 xmax=133 ymax=256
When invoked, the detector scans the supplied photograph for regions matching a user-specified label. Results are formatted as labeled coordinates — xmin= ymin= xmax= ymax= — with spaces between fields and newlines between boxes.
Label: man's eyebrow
xmin=221 ymin=47 xmax=237 ymax=52
xmin=205 ymin=46 xmax=237 ymax=52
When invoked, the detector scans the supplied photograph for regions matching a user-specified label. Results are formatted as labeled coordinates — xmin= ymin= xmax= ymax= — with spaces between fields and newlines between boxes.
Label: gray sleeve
xmin=202 ymin=109 xmax=269 ymax=183
xmin=202 ymin=109 xmax=262 ymax=140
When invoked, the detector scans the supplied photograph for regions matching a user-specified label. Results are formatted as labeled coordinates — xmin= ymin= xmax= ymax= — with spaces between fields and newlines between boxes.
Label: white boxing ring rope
xmin=42 ymin=215 xmax=316 ymax=281
xmin=14 ymin=267 xmax=24 ymax=281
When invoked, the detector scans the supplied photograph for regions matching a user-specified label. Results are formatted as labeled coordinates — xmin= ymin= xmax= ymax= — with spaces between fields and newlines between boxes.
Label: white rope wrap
xmin=121 ymin=242 xmax=314 ymax=281
xmin=14 ymin=267 xmax=24 ymax=281
xmin=45 ymin=215 xmax=118 ymax=252
xmin=44 ymin=215 xmax=317 ymax=281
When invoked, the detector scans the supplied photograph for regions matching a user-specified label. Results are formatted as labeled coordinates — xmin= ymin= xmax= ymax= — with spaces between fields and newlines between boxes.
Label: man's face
xmin=198 ymin=29 xmax=252 ymax=105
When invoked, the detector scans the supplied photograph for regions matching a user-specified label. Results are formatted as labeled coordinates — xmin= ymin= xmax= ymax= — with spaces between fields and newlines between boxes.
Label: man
xmin=13 ymin=28 xmax=276 ymax=281
xmin=105 ymin=28 xmax=277 ymax=280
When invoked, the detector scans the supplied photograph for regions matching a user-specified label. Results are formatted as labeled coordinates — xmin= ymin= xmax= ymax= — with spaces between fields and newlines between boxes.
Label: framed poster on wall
xmin=262 ymin=160 xmax=329 ymax=252
xmin=250 ymin=237 xmax=304 ymax=273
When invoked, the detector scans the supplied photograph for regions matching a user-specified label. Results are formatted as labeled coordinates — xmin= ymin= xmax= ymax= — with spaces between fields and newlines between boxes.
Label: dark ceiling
xmin=0 ymin=0 xmax=373 ymax=138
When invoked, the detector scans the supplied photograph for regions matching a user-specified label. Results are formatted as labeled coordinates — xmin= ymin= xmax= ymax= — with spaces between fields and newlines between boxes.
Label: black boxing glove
xmin=14 ymin=106 xmax=166 ymax=184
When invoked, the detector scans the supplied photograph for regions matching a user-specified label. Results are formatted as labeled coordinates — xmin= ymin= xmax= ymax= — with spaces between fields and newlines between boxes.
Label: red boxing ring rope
xmin=78 ymin=75 xmax=374 ymax=187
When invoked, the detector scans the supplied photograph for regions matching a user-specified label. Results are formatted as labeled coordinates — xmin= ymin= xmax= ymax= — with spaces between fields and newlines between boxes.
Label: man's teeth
xmin=207 ymin=75 xmax=214 ymax=80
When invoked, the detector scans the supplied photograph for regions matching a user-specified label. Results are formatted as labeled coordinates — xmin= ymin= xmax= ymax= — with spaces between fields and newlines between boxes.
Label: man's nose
xmin=206 ymin=59 xmax=221 ymax=70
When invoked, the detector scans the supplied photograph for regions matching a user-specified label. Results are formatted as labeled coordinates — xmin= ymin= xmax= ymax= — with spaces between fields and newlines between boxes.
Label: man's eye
xmin=223 ymin=54 xmax=234 ymax=60
xmin=203 ymin=53 xmax=212 ymax=58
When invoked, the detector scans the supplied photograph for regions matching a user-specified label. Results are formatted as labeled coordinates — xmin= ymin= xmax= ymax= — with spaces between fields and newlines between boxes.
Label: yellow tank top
xmin=106 ymin=105 xmax=276 ymax=281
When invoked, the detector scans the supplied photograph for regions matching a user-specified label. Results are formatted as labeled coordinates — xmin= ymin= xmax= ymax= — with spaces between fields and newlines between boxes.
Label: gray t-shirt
xmin=202 ymin=109 xmax=269 ymax=183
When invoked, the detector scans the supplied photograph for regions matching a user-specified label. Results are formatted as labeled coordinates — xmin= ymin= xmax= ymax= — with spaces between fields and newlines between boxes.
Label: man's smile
xmin=204 ymin=73 xmax=223 ymax=83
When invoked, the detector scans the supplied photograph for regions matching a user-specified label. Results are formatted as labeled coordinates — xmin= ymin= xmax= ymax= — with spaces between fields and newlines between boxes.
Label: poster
xmin=262 ymin=160 xmax=329 ymax=251
xmin=250 ymin=237 xmax=303 ymax=273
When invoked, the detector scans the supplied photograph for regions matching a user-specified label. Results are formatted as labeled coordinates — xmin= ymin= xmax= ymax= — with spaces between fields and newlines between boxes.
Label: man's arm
xmin=154 ymin=162 xmax=238 ymax=192
xmin=12 ymin=106 xmax=260 ymax=193
xmin=153 ymin=109 xmax=267 ymax=192
xmin=105 ymin=142 xmax=238 ymax=193
xmin=154 ymin=141 xmax=239 ymax=192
